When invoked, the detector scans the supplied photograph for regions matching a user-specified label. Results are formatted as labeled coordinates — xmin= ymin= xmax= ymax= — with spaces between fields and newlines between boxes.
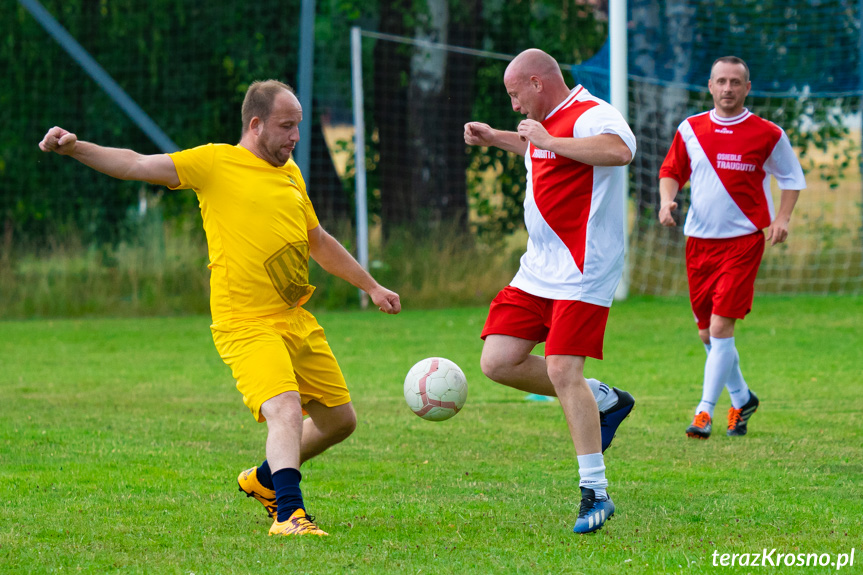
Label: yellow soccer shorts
xmin=210 ymin=306 xmax=351 ymax=422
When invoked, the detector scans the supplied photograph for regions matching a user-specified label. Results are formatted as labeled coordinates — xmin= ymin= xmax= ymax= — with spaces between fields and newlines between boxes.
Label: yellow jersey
xmin=169 ymin=144 xmax=319 ymax=321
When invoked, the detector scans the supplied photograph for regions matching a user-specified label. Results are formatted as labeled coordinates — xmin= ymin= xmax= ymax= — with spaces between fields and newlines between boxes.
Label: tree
xmin=1 ymin=0 xmax=348 ymax=246
xmin=373 ymin=0 xmax=480 ymax=238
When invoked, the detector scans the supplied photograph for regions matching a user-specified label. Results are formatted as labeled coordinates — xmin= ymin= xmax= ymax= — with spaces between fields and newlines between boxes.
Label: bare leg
xmin=546 ymin=355 xmax=602 ymax=455
xmin=300 ymin=401 xmax=357 ymax=464
xmin=260 ymin=391 xmax=305 ymax=471
xmin=480 ymin=334 xmax=557 ymax=395
xmin=709 ymin=314 xmax=736 ymax=339
xmin=482 ymin=335 xmax=602 ymax=454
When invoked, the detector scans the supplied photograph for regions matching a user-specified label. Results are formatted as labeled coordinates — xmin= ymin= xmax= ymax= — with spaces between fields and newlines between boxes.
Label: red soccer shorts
xmin=686 ymin=231 xmax=765 ymax=330
xmin=480 ymin=286 xmax=610 ymax=359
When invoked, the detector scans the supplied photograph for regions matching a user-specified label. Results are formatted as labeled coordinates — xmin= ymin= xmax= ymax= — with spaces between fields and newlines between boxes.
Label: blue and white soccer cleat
xmin=573 ymin=487 xmax=615 ymax=534
xmin=600 ymin=387 xmax=635 ymax=452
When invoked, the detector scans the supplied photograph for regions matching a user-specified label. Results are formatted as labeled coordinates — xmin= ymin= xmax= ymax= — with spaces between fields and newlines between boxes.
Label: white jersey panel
xmin=509 ymin=87 xmax=633 ymax=306
xmin=765 ymin=131 xmax=807 ymax=190
xmin=680 ymin=119 xmax=762 ymax=239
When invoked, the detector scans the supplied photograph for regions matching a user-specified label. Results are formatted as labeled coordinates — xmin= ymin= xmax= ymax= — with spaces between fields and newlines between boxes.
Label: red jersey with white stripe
xmin=510 ymin=86 xmax=637 ymax=307
xmin=659 ymin=109 xmax=805 ymax=239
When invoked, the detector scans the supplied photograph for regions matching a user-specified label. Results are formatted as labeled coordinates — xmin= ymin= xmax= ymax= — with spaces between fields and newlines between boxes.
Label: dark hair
xmin=711 ymin=56 xmax=750 ymax=82
xmin=241 ymin=80 xmax=295 ymax=134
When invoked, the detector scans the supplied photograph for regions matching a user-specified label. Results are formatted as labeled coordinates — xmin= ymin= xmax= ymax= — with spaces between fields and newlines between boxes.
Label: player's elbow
xmin=613 ymin=146 xmax=633 ymax=166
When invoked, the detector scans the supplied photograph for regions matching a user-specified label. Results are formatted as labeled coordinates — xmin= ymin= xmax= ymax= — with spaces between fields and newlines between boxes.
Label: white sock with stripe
xmin=586 ymin=378 xmax=618 ymax=412
xmin=577 ymin=452 xmax=607 ymax=500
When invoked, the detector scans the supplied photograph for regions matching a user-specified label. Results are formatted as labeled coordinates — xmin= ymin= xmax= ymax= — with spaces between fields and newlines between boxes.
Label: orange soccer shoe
xmin=727 ymin=391 xmax=759 ymax=436
xmin=269 ymin=508 xmax=329 ymax=536
xmin=237 ymin=467 xmax=277 ymax=520
xmin=686 ymin=411 xmax=712 ymax=439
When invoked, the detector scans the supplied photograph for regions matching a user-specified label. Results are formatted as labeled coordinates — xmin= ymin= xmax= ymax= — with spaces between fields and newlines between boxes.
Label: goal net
xmin=575 ymin=0 xmax=862 ymax=295
xmin=355 ymin=0 xmax=862 ymax=296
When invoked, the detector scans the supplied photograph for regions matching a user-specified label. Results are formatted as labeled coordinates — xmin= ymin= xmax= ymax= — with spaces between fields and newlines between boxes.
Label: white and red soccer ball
xmin=403 ymin=357 xmax=468 ymax=421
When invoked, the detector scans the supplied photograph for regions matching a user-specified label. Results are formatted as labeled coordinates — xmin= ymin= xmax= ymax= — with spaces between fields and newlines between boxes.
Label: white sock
xmin=695 ymin=336 xmax=737 ymax=417
xmin=705 ymin=341 xmax=750 ymax=409
xmin=577 ymin=453 xmax=607 ymax=500
xmin=725 ymin=348 xmax=751 ymax=408
xmin=586 ymin=378 xmax=618 ymax=412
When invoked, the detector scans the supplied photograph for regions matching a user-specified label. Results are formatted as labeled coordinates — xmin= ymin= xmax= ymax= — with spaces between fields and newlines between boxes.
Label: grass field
xmin=1 ymin=296 xmax=861 ymax=574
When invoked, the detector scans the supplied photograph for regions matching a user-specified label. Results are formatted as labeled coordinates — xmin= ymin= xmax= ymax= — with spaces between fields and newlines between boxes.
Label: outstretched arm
xmin=658 ymin=177 xmax=681 ymax=227
xmin=464 ymin=122 xmax=528 ymax=156
xmin=308 ymin=225 xmax=401 ymax=314
xmin=38 ymin=126 xmax=180 ymax=188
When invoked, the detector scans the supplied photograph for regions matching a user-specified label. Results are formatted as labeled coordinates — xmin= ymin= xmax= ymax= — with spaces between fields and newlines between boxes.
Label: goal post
xmin=351 ymin=25 xmax=370 ymax=309
xmin=610 ymin=0 xmax=630 ymax=300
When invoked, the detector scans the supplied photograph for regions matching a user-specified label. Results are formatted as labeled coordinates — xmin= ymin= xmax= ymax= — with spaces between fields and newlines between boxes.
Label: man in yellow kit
xmin=38 ymin=80 xmax=401 ymax=536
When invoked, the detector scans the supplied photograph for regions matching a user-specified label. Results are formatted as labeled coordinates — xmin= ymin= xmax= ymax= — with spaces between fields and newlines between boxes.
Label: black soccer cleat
xmin=686 ymin=411 xmax=712 ymax=439
xmin=727 ymin=391 xmax=759 ymax=436
xmin=600 ymin=387 xmax=635 ymax=452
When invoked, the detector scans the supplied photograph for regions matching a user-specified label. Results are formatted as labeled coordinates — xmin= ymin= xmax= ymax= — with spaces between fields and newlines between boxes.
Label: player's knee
xmin=480 ymin=353 xmax=506 ymax=383
xmin=545 ymin=358 xmax=585 ymax=392
xmin=261 ymin=391 xmax=304 ymax=426
xmin=330 ymin=407 xmax=357 ymax=442
xmin=545 ymin=363 xmax=571 ymax=389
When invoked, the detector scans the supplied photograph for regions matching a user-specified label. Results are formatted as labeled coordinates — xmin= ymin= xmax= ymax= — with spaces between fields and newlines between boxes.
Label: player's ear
xmin=530 ymin=75 xmax=542 ymax=91
xmin=249 ymin=117 xmax=262 ymax=135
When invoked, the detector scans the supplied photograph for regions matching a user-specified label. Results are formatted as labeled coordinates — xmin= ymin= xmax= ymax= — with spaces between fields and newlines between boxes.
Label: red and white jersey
xmin=510 ymin=86 xmax=637 ymax=307
xmin=659 ymin=109 xmax=806 ymax=239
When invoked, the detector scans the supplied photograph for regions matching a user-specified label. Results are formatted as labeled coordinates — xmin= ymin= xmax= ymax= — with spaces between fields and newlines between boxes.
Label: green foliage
xmin=779 ymin=95 xmax=862 ymax=191
xmin=2 ymin=0 xmax=300 ymax=246
xmin=1 ymin=297 xmax=861 ymax=573
xmin=0 ymin=214 xmax=210 ymax=318
xmin=0 ymin=218 xmax=522 ymax=318
xmin=465 ymin=1 xmax=608 ymax=238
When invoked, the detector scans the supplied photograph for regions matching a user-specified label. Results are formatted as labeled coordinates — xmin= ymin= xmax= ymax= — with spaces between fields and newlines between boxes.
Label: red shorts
xmin=480 ymin=286 xmax=610 ymax=359
xmin=686 ymin=232 xmax=765 ymax=330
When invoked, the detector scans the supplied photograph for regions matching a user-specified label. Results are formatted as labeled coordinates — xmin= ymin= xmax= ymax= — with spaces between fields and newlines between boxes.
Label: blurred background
xmin=1 ymin=0 xmax=861 ymax=318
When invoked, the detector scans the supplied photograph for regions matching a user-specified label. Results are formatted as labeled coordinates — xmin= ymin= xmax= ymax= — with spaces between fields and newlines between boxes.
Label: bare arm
xmin=658 ymin=177 xmax=681 ymax=227
xmin=38 ymin=126 xmax=180 ymax=188
xmin=766 ymin=189 xmax=800 ymax=246
xmin=516 ymin=120 xmax=632 ymax=166
xmin=308 ymin=225 xmax=401 ymax=314
xmin=464 ymin=122 xmax=529 ymax=156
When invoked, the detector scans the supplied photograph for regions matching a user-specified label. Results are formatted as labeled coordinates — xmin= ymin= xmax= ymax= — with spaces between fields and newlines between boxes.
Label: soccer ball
xmin=403 ymin=357 xmax=468 ymax=421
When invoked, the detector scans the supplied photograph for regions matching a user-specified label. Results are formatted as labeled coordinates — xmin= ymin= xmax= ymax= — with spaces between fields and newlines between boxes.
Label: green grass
xmin=1 ymin=296 xmax=861 ymax=574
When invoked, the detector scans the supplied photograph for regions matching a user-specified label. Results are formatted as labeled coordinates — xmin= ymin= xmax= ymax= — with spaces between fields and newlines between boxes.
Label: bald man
xmin=39 ymin=80 xmax=401 ymax=537
xmin=465 ymin=49 xmax=637 ymax=534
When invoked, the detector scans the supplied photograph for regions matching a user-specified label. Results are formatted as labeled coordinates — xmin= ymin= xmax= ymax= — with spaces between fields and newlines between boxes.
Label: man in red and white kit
xmin=658 ymin=56 xmax=805 ymax=440
xmin=464 ymin=48 xmax=636 ymax=534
